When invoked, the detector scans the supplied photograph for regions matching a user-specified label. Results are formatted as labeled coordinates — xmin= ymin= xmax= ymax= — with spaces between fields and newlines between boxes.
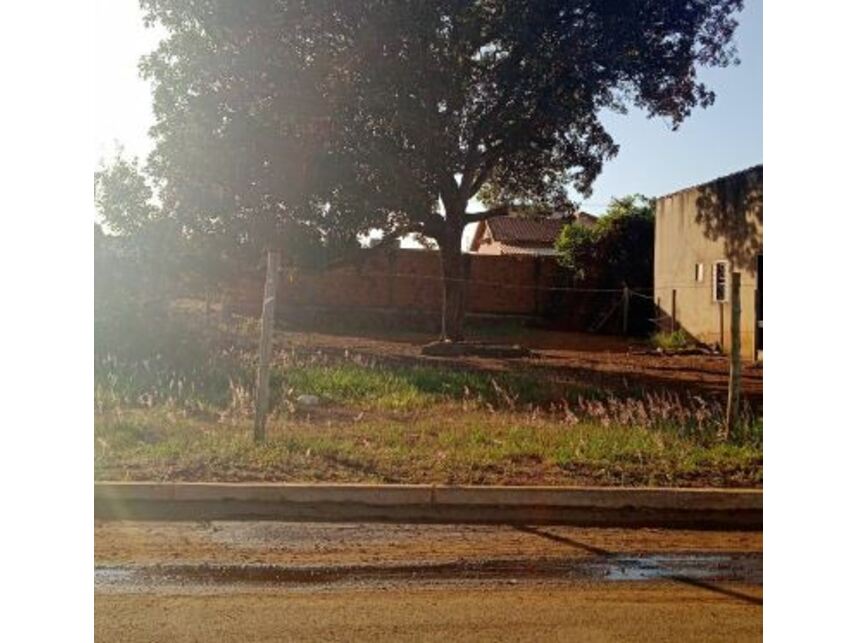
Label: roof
xmin=486 ymin=216 xmax=567 ymax=245
xmin=468 ymin=211 xmax=597 ymax=252
xmin=486 ymin=244 xmax=560 ymax=256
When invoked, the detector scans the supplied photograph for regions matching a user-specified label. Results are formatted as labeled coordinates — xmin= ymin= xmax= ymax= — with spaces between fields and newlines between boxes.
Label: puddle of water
xmin=581 ymin=554 xmax=761 ymax=583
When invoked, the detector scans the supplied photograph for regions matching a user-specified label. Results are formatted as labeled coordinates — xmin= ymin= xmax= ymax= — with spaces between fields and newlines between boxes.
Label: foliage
xmin=550 ymin=195 xmax=654 ymax=334
xmin=651 ymin=329 xmax=694 ymax=351
xmin=94 ymin=149 xmax=332 ymax=293
xmin=94 ymin=153 xmax=159 ymax=236
xmin=554 ymin=223 xmax=598 ymax=282
xmin=92 ymin=151 xmax=333 ymax=371
xmin=139 ymin=0 xmax=745 ymax=337
xmin=556 ymin=194 xmax=654 ymax=287
xmin=94 ymin=154 xmax=181 ymax=359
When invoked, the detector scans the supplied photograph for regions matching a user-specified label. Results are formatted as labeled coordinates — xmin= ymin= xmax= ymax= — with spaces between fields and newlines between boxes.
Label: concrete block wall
xmin=654 ymin=166 xmax=762 ymax=359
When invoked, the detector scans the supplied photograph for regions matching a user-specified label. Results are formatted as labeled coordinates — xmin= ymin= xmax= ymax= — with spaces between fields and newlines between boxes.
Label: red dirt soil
xmin=275 ymin=328 xmax=762 ymax=404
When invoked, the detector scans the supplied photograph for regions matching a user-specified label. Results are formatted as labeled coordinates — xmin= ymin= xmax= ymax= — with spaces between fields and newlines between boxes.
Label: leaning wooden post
xmin=254 ymin=250 xmax=281 ymax=443
xmin=725 ymin=272 xmax=742 ymax=439
xmin=622 ymin=285 xmax=630 ymax=335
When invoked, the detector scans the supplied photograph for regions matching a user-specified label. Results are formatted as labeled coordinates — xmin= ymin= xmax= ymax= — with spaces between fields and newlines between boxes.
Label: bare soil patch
xmin=275 ymin=327 xmax=762 ymax=404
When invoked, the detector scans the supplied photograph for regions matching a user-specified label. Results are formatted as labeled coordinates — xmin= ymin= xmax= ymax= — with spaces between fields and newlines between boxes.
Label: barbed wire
xmin=630 ymin=291 xmax=656 ymax=300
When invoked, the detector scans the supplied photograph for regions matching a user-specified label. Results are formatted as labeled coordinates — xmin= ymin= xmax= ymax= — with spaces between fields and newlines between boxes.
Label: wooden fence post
xmin=254 ymin=250 xmax=281 ymax=443
xmin=622 ymin=285 xmax=630 ymax=335
xmin=670 ymin=289 xmax=677 ymax=333
xmin=725 ymin=272 xmax=742 ymax=439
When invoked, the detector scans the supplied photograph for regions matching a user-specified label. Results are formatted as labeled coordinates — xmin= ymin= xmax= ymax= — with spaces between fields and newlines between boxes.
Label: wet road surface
xmin=95 ymin=521 xmax=762 ymax=642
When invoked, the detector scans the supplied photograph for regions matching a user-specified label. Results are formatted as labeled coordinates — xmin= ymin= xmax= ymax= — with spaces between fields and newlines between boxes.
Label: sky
xmin=577 ymin=0 xmax=762 ymax=214
xmin=94 ymin=1 xmax=165 ymax=167
xmin=94 ymin=0 xmax=762 ymax=217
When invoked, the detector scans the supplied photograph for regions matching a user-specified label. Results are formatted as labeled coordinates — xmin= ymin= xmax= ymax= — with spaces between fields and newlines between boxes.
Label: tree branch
xmin=465 ymin=140 xmax=507 ymax=199
xmin=464 ymin=205 xmax=510 ymax=223
xmin=466 ymin=160 xmax=495 ymax=199
xmin=438 ymin=174 xmax=464 ymax=220
xmin=459 ymin=139 xmax=482 ymax=199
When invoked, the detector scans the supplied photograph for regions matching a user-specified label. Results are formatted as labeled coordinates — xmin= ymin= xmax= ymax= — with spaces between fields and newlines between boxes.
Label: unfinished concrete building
xmin=654 ymin=165 xmax=762 ymax=360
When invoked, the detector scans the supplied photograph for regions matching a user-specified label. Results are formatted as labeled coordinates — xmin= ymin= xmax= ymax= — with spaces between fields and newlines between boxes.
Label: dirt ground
xmin=95 ymin=521 xmax=763 ymax=568
xmin=95 ymin=521 xmax=762 ymax=642
xmin=275 ymin=328 xmax=763 ymax=404
xmin=96 ymin=582 xmax=762 ymax=642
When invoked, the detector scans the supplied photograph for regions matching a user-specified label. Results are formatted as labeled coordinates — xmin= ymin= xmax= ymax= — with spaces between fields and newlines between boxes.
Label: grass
xmin=94 ymin=308 xmax=762 ymax=487
xmin=95 ymin=341 xmax=594 ymax=415
xmin=650 ymin=329 xmax=694 ymax=351
xmin=274 ymin=361 xmax=587 ymax=411
xmin=95 ymin=406 xmax=761 ymax=487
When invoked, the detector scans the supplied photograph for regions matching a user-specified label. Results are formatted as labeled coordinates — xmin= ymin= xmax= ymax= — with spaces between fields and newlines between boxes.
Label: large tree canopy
xmin=140 ymin=0 xmax=743 ymax=339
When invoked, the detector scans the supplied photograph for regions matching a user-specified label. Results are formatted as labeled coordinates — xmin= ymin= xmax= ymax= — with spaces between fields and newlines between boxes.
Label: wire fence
xmin=283 ymin=267 xmax=756 ymax=296
xmin=273 ymin=266 xmax=660 ymax=335
xmin=284 ymin=268 xmax=651 ymax=294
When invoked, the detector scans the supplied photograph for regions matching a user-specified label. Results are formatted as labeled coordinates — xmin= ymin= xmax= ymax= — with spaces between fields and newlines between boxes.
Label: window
xmin=713 ymin=261 xmax=729 ymax=302
xmin=695 ymin=263 xmax=705 ymax=283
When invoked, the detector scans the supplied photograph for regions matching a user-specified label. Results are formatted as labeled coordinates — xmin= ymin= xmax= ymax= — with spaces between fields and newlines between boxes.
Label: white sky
xmin=94 ymin=0 xmax=163 ymax=167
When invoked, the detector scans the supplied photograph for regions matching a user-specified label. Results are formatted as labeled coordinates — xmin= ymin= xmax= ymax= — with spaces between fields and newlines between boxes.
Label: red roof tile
xmin=486 ymin=212 xmax=595 ymax=244
xmin=486 ymin=217 xmax=565 ymax=245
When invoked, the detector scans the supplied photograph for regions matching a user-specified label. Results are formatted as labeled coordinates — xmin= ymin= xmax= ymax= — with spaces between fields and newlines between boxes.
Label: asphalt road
xmin=95 ymin=521 xmax=762 ymax=642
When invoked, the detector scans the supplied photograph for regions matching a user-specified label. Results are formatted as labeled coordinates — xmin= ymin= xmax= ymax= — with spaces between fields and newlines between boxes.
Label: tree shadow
xmin=515 ymin=525 xmax=763 ymax=607
xmin=694 ymin=165 xmax=763 ymax=272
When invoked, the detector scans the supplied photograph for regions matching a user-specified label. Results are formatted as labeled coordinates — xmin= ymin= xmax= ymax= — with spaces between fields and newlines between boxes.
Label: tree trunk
xmin=439 ymin=235 xmax=467 ymax=341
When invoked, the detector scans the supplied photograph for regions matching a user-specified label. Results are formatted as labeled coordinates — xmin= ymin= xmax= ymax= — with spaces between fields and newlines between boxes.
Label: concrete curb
xmin=95 ymin=482 xmax=761 ymax=530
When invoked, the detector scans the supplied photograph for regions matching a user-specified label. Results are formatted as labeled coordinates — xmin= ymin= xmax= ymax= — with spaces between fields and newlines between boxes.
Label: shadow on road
xmin=515 ymin=526 xmax=763 ymax=607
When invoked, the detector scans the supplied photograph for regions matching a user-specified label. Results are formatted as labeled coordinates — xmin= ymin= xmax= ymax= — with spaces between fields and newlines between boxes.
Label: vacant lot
xmin=95 ymin=306 xmax=761 ymax=487
xmin=270 ymin=325 xmax=763 ymax=404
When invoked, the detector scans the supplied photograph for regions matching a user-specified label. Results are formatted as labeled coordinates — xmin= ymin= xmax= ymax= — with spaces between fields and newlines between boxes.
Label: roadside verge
xmin=95 ymin=482 xmax=761 ymax=530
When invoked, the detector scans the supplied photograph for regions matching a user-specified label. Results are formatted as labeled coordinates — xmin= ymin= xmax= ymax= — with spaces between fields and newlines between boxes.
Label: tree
xmin=554 ymin=195 xmax=654 ymax=334
xmin=94 ymin=153 xmax=178 ymax=303
xmin=95 ymin=152 xmax=159 ymax=236
xmin=94 ymin=154 xmax=181 ymax=332
xmin=556 ymin=194 xmax=654 ymax=287
xmin=141 ymin=0 xmax=744 ymax=340
xmin=95 ymin=150 xmax=334 ymax=311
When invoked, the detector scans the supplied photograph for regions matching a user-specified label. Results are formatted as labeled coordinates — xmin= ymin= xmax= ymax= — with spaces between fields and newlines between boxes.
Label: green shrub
xmin=650 ymin=329 xmax=693 ymax=350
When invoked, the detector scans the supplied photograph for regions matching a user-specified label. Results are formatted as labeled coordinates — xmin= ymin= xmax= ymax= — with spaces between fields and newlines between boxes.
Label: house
xmin=468 ymin=211 xmax=597 ymax=256
xmin=654 ymin=165 xmax=762 ymax=360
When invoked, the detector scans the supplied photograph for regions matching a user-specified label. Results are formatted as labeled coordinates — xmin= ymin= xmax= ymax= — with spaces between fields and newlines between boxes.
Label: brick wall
xmin=226 ymin=248 xmax=566 ymax=323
